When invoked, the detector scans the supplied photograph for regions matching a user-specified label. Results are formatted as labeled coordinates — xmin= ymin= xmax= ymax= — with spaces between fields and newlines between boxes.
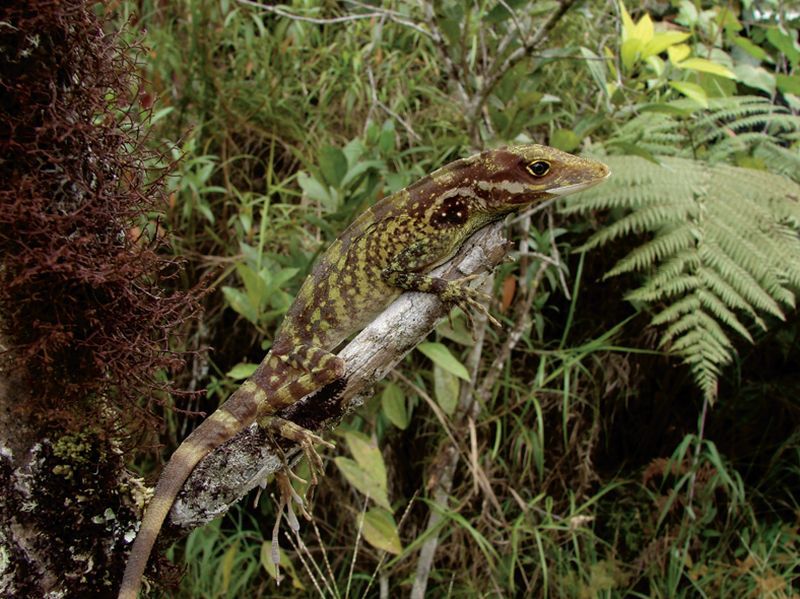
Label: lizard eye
xmin=526 ymin=160 xmax=551 ymax=177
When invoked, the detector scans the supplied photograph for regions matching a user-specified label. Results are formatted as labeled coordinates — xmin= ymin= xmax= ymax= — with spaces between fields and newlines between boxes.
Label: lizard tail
xmin=118 ymin=407 xmax=250 ymax=599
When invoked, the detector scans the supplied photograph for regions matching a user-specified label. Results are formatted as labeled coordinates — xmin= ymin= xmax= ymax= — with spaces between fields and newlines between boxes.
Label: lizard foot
xmin=265 ymin=419 xmax=334 ymax=585
xmin=444 ymin=275 xmax=501 ymax=329
xmin=267 ymin=416 xmax=335 ymax=485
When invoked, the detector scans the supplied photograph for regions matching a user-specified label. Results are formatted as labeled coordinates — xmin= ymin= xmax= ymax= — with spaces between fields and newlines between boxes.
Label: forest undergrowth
xmin=113 ymin=1 xmax=800 ymax=596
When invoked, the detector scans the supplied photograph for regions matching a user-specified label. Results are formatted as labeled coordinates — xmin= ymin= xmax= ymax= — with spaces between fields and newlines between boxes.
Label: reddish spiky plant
xmin=0 ymin=1 xmax=200 ymax=428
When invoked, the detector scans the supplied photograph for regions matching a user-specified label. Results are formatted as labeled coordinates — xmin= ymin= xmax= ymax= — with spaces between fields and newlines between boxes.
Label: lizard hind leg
xmin=257 ymin=344 xmax=343 ymax=481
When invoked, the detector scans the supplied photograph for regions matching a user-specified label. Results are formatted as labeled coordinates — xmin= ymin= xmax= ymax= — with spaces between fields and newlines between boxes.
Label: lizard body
xmin=118 ymin=145 xmax=609 ymax=599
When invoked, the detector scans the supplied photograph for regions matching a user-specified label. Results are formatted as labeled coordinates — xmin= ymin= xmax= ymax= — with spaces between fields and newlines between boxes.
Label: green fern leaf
xmin=564 ymin=154 xmax=800 ymax=402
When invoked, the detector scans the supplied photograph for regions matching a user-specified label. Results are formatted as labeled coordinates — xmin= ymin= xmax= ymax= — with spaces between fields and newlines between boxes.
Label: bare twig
xmin=237 ymin=0 xmax=432 ymax=38
xmin=366 ymin=65 xmax=421 ymax=142
xmin=469 ymin=0 xmax=585 ymax=125
xmin=417 ymin=0 xmax=471 ymax=108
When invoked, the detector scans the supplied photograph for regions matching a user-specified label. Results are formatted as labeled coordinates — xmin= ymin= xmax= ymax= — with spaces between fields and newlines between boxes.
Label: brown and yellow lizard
xmin=118 ymin=144 xmax=609 ymax=599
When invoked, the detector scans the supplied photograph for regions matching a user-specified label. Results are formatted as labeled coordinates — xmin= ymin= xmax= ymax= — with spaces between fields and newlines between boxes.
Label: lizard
xmin=118 ymin=144 xmax=609 ymax=599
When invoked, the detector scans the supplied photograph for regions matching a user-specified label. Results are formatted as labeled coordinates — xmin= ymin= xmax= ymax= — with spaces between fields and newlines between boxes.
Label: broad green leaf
xmin=222 ymin=286 xmax=258 ymax=324
xmin=236 ymin=263 xmax=268 ymax=310
xmin=433 ymin=364 xmax=460 ymax=415
xmin=551 ymin=128 xmax=580 ymax=153
xmin=634 ymin=13 xmax=654 ymax=43
xmin=732 ymin=36 xmax=770 ymax=62
xmin=344 ymin=430 xmax=387 ymax=489
xmin=669 ymin=81 xmax=708 ymax=108
xmin=318 ymin=145 xmax=348 ymax=188
xmin=642 ymin=31 xmax=690 ymax=58
xmin=342 ymin=137 xmax=366 ymax=167
xmin=676 ymin=58 xmax=736 ymax=79
xmin=297 ymin=171 xmax=334 ymax=209
xmin=226 ymin=362 xmax=258 ymax=380
xmin=381 ymin=382 xmax=408 ymax=429
xmin=270 ymin=267 xmax=300 ymax=289
xmin=667 ymin=44 xmax=690 ymax=64
xmin=619 ymin=1 xmax=636 ymax=41
xmin=379 ymin=120 xmax=396 ymax=154
xmin=417 ymin=342 xmax=470 ymax=380
xmin=341 ymin=159 xmax=383 ymax=188
xmin=620 ymin=38 xmax=642 ymax=72
xmin=733 ymin=64 xmax=776 ymax=95
xmin=766 ymin=27 xmax=800 ymax=66
xmin=362 ymin=508 xmax=403 ymax=555
xmin=334 ymin=457 xmax=391 ymax=510
xmin=777 ymin=74 xmax=800 ymax=95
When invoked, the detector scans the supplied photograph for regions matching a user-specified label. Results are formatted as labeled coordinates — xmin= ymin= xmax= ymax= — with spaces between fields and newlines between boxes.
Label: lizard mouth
xmin=548 ymin=171 xmax=611 ymax=196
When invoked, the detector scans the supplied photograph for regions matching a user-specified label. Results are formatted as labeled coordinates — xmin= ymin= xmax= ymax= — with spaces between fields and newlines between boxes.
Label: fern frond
xmin=565 ymin=155 xmax=800 ymax=401
xmin=754 ymin=143 xmax=800 ymax=182
xmin=579 ymin=205 xmax=697 ymax=251
xmin=606 ymin=227 xmax=698 ymax=277
xmin=696 ymin=242 xmax=785 ymax=319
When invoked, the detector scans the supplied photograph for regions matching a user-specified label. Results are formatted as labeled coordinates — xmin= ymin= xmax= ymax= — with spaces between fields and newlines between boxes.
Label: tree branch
xmin=164 ymin=222 xmax=512 ymax=534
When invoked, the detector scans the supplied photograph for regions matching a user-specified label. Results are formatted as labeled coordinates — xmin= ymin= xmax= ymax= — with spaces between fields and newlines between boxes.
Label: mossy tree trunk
xmin=0 ymin=3 xmax=197 ymax=596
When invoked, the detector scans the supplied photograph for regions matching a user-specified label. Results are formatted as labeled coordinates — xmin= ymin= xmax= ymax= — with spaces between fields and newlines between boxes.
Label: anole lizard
xmin=118 ymin=144 xmax=609 ymax=598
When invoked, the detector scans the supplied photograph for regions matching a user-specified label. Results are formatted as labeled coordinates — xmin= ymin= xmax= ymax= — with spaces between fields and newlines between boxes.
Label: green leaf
xmin=222 ymin=286 xmax=259 ymax=324
xmin=378 ymin=120 xmax=396 ymax=154
xmin=417 ymin=342 xmax=470 ymax=380
xmin=777 ymin=74 xmax=800 ymax=95
xmin=580 ymin=47 xmax=608 ymax=99
xmin=669 ymin=81 xmax=708 ymax=108
xmin=634 ymin=12 xmax=653 ymax=43
xmin=732 ymin=36 xmax=770 ymax=62
xmin=766 ymin=27 xmax=800 ymax=66
xmin=619 ymin=1 xmax=636 ymax=41
xmin=236 ymin=263 xmax=268 ymax=310
xmin=381 ymin=383 xmax=408 ymax=429
xmin=642 ymin=31 xmax=690 ymax=58
xmin=362 ymin=508 xmax=403 ymax=555
xmin=344 ymin=430 xmax=387 ymax=488
xmin=297 ymin=171 xmax=334 ymax=209
xmin=433 ymin=364 xmax=460 ymax=415
xmin=550 ymin=128 xmax=580 ymax=153
xmin=226 ymin=362 xmax=258 ymax=380
xmin=341 ymin=159 xmax=383 ymax=188
xmin=318 ymin=145 xmax=348 ymax=188
xmin=221 ymin=541 xmax=238 ymax=593
xmin=334 ymin=457 xmax=391 ymax=510
xmin=733 ymin=64 xmax=776 ymax=95
xmin=667 ymin=44 xmax=690 ymax=64
xmin=269 ymin=267 xmax=299 ymax=293
xmin=676 ymin=57 xmax=736 ymax=79
xmin=621 ymin=38 xmax=642 ymax=72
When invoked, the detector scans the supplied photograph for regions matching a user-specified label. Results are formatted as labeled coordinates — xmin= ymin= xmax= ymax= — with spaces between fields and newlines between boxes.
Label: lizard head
xmin=472 ymin=144 xmax=610 ymax=209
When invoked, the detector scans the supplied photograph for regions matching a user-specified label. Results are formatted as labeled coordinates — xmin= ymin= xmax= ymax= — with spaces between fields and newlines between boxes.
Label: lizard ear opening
xmin=526 ymin=160 xmax=551 ymax=178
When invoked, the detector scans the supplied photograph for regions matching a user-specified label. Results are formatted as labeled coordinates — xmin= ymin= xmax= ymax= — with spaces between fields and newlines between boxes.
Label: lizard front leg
xmin=382 ymin=242 xmax=501 ymax=327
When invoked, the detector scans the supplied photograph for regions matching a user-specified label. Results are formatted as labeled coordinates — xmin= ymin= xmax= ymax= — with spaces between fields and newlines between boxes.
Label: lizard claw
xmin=455 ymin=281 xmax=502 ymax=329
